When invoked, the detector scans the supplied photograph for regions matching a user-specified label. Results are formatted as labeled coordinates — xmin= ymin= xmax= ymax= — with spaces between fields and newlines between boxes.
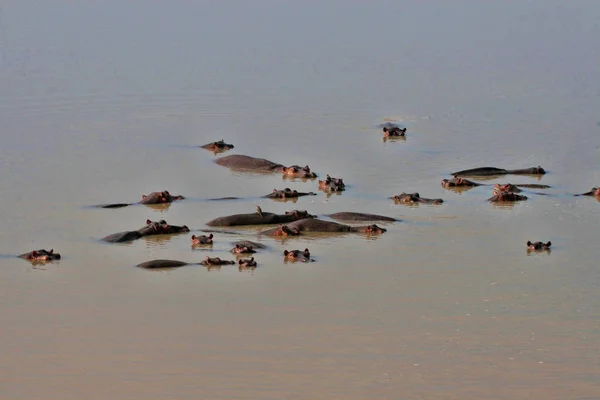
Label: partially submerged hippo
xmin=441 ymin=178 xmax=551 ymax=191
xmin=382 ymin=126 xmax=406 ymax=137
xmin=238 ymin=257 xmax=257 ymax=268
xmin=19 ymin=249 xmax=61 ymax=263
xmin=326 ymin=212 xmax=397 ymax=222
xmin=232 ymin=240 xmax=267 ymax=250
xmin=262 ymin=188 xmax=317 ymax=199
xmin=451 ymin=166 xmax=546 ymax=177
xmin=206 ymin=209 xmax=314 ymax=227
xmin=441 ymin=177 xmax=481 ymax=188
xmin=284 ymin=248 xmax=314 ymax=263
xmin=230 ymin=244 xmax=257 ymax=254
xmin=215 ymin=155 xmax=317 ymax=178
xmin=136 ymin=256 xmax=234 ymax=270
xmin=103 ymin=219 xmax=190 ymax=243
xmin=392 ymin=193 xmax=443 ymax=205
xmin=200 ymin=139 xmax=234 ymax=153
xmin=318 ymin=175 xmax=345 ymax=192
xmin=487 ymin=188 xmax=528 ymax=202
xmin=575 ymin=187 xmax=600 ymax=197
xmin=527 ymin=241 xmax=551 ymax=251
xmin=96 ymin=190 xmax=185 ymax=209
xmin=191 ymin=234 xmax=213 ymax=245
xmin=260 ymin=219 xmax=387 ymax=235
xmin=261 ymin=224 xmax=302 ymax=236
xmin=200 ymin=256 xmax=236 ymax=266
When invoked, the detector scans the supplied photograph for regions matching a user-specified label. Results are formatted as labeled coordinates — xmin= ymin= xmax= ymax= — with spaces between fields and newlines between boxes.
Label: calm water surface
xmin=1 ymin=1 xmax=600 ymax=399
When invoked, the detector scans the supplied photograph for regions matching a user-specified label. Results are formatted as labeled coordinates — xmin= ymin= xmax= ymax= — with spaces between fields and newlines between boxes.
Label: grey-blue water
xmin=1 ymin=2 xmax=600 ymax=399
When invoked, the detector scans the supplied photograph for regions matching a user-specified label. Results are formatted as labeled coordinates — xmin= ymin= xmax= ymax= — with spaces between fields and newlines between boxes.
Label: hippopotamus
xmin=261 ymin=224 xmax=302 ymax=236
xmin=441 ymin=178 xmax=551 ymax=191
xmin=191 ymin=234 xmax=213 ymax=245
xmin=441 ymin=177 xmax=482 ymax=188
xmin=575 ymin=187 xmax=600 ymax=197
xmin=238 ymin=257 xmax=257 ymax=268
xmin=318 ymin=175 xmax=345 ymax=192
xmin=232 ymin=240 xmax=267 ymax=249
xmin=451 ymin=166 xmax=546 ymax=177
xmin=103 ymin=219 xmax=190 ymax=243
xmin=200 ymin=256 xmax=236 ymax=266
xmin=206 ymin=209 xmax=314 ymax=227
xmin=215 ymin=155 xmax=318 ymax=178
xmin=261 ymin=188 xmax=317 ymax=200
xmin=18 ymin=249 xmax=61 ymax=263
xmin=382 ymin=126 xmax=406 ymax=137
xmin=527 ymin=241 xmax=551 ymax=251
xmin=325 ymin=212 xmax=397 ymax=222
xmin=392 ymin=193 xmax=443 ymax=205
xmin=259 ymin=219 xmax=387 ymax=235
xmin=95 ymin=190 xmax=185 ymax=209
xmin=231 ymin=244 xmax=257 ymax=254
xmin=200 ymin=139 xmax=234 ymax=153
xmin=284 ymin=248 xmax=313 ymax=263
xmin=487 ymin=188 xmax=528 ymax=202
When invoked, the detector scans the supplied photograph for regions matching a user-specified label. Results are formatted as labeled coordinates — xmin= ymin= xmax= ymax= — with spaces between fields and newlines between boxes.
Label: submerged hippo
xmin=284 ymin=248 xmax=314 ymax=263
xmin=382 ymin=126 xmax=407 ymax=137
xmin=18 ymin=249 xmax=61 ymax=263
xmin=261 ymin=224 xmax=302 ymax=236
xmin=260 ymin=219 xmax=387 ymax=235
xmin=136 ymin=256 xmax=233 ymax=270
xmin=326 ymin=212 xmax=397 ymax=222
xmin=487 ymin=188 xmax=528 ymax=202
xmin=95 ymin=190 xmax=185 ymax=209
xmin=441 ymin=177 xmax=482 ymax=188
xmin=575 ymin=187 xmax=600 ymax=197
xmin=451 ymin=166 xmax=546 ymax=177
xmin=318 ymin=175 xmax=345 ymax=192
xmin=191 ymin=234 xmax=213 ymax=245
xmin=206 ymin=209 xmax=313 ymax=227
xmin=261 ymin=188 xmax=317 ymax=199
xmin=392 ymin=193 xmax=443 ymax=205
xmin=238 ymin=257 xmax=257 ymax=268
xmin=200 ymin=139 xmax=234 ymax=153
xmin=231 ymin=244 xmax=257 ymax=254
xmin=232 ymin=240 xmax=267 ymax=250
xmin=200 ymin=256 xmax=236 ymax=266
xmin=215 ymin=155 xmax=318 ymax=178
xmin=103 ymin=219 xmax=190 ymax=243
xmin=527 ymin=241 xmax=552 ymax=251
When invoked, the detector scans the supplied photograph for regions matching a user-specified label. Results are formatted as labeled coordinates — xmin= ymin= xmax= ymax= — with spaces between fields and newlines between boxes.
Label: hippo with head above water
xmin=96 ymin=190 xmax=185 ymax=209
xmin=206 ymin=209 xmax=313 ymax=227
xmin=200 ymin=256 xmax=236 ymax=266
xmin=487 ymin=188 xmax=528 ymax=203
xmin=238 ymin=257 xmax=257 ymax=268
xmin=103 ymin=219 xmax=190 ymax=243
xmin=200 ymin=139 xmax=234 ymax=153
xmin=259 ymin=219 xmax=386 ymax=235
xmin=326 ymin=212 xmax=397 ymax=222
xmin=527 ymin=241 xmax=551 ymax=251
xmin=261 ymin=188 xmax=317 ymax=200
xmin=441 ymin=177 xmax=481 ymax=188
xmin=231 ymin=244 xmax=257 ymax=254
xmin=319 ymin=175 xmax=345 ymax=192
xmin=575 ymin=187 xmax=600 ymax=197
xmin=382 ymin=126 xmax=406 ymax=137
xmin=191 ymin=234 xmax=213 ymax=245
xmin=284 ymin=248 xmax=314 ymax=263
xmin=19 ymin=249 xmax=61 ymax=263
xmin=215 ymin=155 xmax=317 ymax=178
xmin=392 ymin=193 xmax=443 ymax=205
xmin=451 ymin=166 xmax=546 ymax=177
xmin=136 ymin=256 xmax=233 ymax=270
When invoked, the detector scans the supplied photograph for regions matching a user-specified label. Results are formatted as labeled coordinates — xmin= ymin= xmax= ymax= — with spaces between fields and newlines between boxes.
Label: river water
xmin=1 ymin=1 xmax=600 ymax=399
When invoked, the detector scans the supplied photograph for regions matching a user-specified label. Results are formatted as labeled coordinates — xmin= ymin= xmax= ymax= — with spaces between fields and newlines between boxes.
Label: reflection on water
xmin=2 ymin=1 xmax=600 ymax=399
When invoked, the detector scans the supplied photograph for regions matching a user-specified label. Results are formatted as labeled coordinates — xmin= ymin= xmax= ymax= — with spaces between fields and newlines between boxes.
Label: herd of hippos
xmin=18 ymin=123 xmax=600 ymax=267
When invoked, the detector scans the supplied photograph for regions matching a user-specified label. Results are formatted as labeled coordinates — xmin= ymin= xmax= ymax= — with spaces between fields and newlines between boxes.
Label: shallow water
xmin=1 ymin=1 xmax=600 ymax=399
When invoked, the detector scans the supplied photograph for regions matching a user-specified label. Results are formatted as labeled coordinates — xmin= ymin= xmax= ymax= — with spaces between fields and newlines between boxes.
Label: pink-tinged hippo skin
xmin=527 ymin=241 xmax=552 ymax=252
xmin=318 ymin=175 xmax=345 ymax=192
xmin=451 ymin=166 xmax=546 ymax=177
xmin=259 ymin=219 xmax=387 ymax=235
xmin=18 ymin=249 xmax=61 ymax=263
xmin=191 ymin=234 xmax=213 ymax=245
xmin=206 ymin=209 xmax=313 ymax=227
xmin=283 ymin=248 xmax=314 ymax=263
xmin=392 ymin=193 xmax=443 ymax=205
xmin=575 ymin=187 xmax=600 ymax=197
xmin=215 ymin=155 xmax=318 ymax=178
xmin=95 ymin=190 xmax=185 ymax=209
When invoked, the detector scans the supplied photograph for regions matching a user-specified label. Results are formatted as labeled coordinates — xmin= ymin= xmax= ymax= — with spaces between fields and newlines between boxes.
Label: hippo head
xmin=364 ymin=224 xmax=387 ymax=235
xmin=283 ymin=248 xmax=312 ymax=262
xmin=282 ymin=165 xmax=317 ymax=179
xmin=232 ymin=244 xmax=255 ymax=254
xmin=191 ymin=234 xmax=213 ymax=245
xmin=238 ymin=257 xmax=257 ymax=268
xmin=25 ymin=249 xmax=61 ymax=262
xmin=273 ymin=224 xmax=301 ymax=236
xmin=319 ymin=175 xmax=346 ymax=192
xmin=441 ymin=177 xmax=475 ymax=188
xmin=284 ymin=210 xmax=314 ymax=219
xmin=533 ymin=166 xmax=546 ymax=174
xmin=494 ymin=183 xmax=520 ymax=193
xmin=393 ymin=193 xmax=420 ymax=204
xmin=527 ymin=241 xmax=552 ymax=251
xmin=382 ymin=126 xmax=407 ymax=136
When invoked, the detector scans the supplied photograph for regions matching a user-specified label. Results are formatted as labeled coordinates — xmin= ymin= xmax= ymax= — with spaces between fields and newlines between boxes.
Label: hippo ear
xmin=250 ymin=257 xmax=254 ymax=261
xmin=32 ymin=250 xmax=39 ymax=257
xmin=238 ymin=259 xmax=243 ymax=265
xmin=142 ymin=195 xmax=147 ymax=200
xmin=282 ymin=166 xmax=288 ymax=172
xmin=49 ymin=249 xmax=54 ymax=254
xmin=546 ymin=241 xmax=551 ymax=247
xmin=457 ymin=178 xmax=463 ymax=183
xmin=146 ymin=219 xmax=152 ymax=225
xmin=304 ymin=165 xmax=310 ymax=172
xmin=527 ymin=241 xmax=532 ymax=246
xmin=209 ymin=234 xmax=213 ymax=239
xmin=284 ymin=250 xmax=289 ymax=256
xmin=191 ymin=235 xmax=196 ymax=240
xmin=304 ymin=248 xmax=309 ymax=253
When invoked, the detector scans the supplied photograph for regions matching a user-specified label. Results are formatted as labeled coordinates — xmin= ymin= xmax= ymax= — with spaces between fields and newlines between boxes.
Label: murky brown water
xmin=1 ymin=1 xmax=600 ymax=399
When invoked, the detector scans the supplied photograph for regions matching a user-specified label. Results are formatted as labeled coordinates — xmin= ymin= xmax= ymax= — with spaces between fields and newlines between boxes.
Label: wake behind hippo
xmin=215 ymin=155 xmax=317 ymax=178
xmin=451 ymin=166 xmax=546 ymax=177
xmin=206 ymin=209 xmax=314 ymax=227
xmin=259 ymin=219 xmax=387 ymax=235
xmin=95 ymin=190 xmax=185 ymax=209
